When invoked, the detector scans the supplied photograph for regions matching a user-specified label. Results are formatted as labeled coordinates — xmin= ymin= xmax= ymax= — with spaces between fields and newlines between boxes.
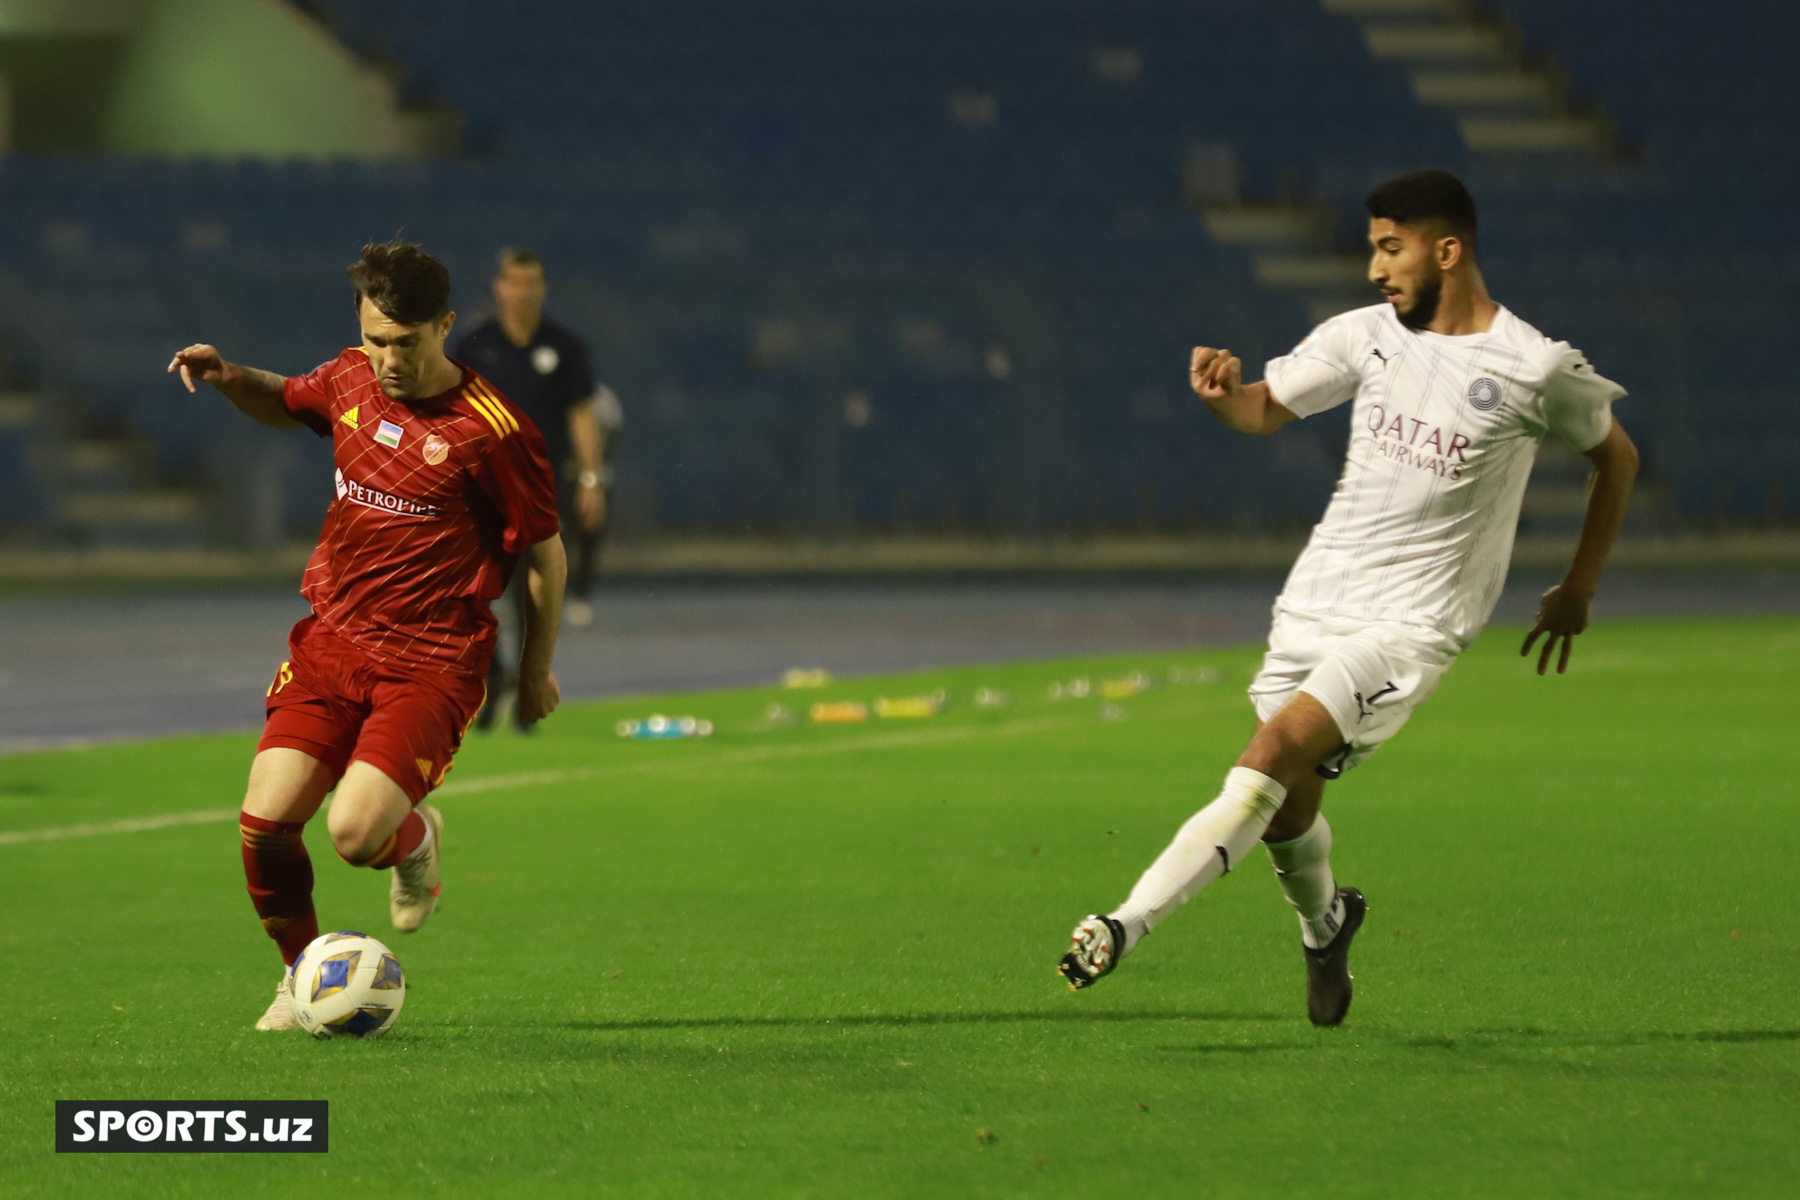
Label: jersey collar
xmin=1387 ymin=302 xmax=1511 ymax=346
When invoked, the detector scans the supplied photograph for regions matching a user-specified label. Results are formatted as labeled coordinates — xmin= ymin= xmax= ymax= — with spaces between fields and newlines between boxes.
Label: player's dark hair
xmin=348 ymin=240 xmax=451 ymax=326
xmin=497 ymin=246 xmax=543 ymax=272
xmin=1366 ymin=169 xmax=1478 ymax=251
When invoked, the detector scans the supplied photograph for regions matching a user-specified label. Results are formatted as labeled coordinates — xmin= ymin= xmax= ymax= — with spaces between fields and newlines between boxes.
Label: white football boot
xmin=390 ymin=803 xmax=444 ymax=933
xmin=1057 ymin=914 xmax=1129 ymax=990
xmin=255 ymin=968 xmax=299 ymax=1032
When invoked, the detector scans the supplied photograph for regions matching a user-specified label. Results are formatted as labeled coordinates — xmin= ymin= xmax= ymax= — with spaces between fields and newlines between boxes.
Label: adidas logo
xmin=339 ymin=406 xmax=360 ymax=430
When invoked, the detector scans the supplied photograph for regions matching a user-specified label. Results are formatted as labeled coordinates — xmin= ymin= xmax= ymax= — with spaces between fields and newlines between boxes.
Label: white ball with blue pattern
xmin=290 ymin=931 xmax=407 ymax=1039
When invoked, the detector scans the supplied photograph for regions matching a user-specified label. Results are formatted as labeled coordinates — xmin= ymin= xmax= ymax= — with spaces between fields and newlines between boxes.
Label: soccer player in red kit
xmin=167 ymin=241 xmax=565 ymax=1032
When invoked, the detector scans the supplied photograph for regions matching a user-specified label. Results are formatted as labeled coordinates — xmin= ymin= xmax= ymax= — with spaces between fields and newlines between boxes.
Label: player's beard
xmin=1397 ymin=271 xmax=1443 ymax=331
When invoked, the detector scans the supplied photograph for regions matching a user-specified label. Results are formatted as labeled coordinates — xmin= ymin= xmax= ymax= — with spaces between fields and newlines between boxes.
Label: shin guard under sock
xmin=1111 ymin=767 xmax=1288 ymax=951
xmin=239 ymin=813 xmax=318 ymax=966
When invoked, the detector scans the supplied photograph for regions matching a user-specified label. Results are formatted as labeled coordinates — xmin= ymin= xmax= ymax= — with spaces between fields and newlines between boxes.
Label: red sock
xmin=239 ymin=813 xmax=318 ymax=966
xmin=364 ymin=809 xmax=427 ymax=871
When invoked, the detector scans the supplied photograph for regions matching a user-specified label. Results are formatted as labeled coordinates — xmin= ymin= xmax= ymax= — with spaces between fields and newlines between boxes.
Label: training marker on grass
xmin=874 ymin=693 xmax=945 ymax=718
xmin=616 ymin=715 xmax=715 ymax=739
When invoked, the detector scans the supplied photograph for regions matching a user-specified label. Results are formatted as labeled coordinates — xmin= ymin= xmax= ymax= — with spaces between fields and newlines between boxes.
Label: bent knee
xmin=241 ymin=748 xmax=335 ymax=824
xmin=325 ymin=809 xmax=388 ymax=866
xmin=1239 ymin=695 xmax=1344 ymax=786
xmin=1238 ymin=727 xmax=1318 ymax=787
xmin=330 ymin=828 xmax=388 ymax=866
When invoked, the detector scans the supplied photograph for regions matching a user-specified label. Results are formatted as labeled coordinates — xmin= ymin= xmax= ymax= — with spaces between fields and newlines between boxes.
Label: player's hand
xmin=166 ymin=344 xmax=229 ymax=393
xmin=1521 ymin=583 xmax=1592 ymax=675
xmin=576 ymin=484 xmax=606 ymax=532
xmin=517 ymin=668 xmax=561 ymax=723
xmin=1189 ymin=346 xmax=1243 ymax=401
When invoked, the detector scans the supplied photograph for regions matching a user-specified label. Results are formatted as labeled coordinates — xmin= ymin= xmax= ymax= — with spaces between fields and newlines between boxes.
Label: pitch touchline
xmin=0 ymin=715 xmax=1083 ymax=845
xmin=435 ymin=714 xmax=1080 ymax=796
xmin=0 ymin=807 xmax=241 ymax=846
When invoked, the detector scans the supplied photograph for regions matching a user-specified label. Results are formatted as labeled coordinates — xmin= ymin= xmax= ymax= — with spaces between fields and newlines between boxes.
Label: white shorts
xmin=1247 ymin=605 xmax=1460 ymax=777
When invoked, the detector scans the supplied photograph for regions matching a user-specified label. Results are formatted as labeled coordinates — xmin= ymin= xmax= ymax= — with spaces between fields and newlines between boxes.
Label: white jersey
xmin=1265 ymin=302 xmax=1624 ymax=648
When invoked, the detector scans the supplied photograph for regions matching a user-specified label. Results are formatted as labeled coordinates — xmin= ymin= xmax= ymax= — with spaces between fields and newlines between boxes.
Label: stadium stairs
xmin=1334 ymin=0 xmax=1615 ymax=155
xmin=1208 ymin=0 xmax=1623 ymax=322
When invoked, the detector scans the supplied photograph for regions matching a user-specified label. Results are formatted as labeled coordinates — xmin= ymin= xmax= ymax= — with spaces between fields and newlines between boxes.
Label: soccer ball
xmin=290 ymin=931 xmax=406 ymax=1039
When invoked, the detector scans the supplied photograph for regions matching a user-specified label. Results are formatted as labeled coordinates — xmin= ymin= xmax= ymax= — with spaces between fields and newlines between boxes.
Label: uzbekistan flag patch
xmin=374 ymin=419 xmax=404 ymax=449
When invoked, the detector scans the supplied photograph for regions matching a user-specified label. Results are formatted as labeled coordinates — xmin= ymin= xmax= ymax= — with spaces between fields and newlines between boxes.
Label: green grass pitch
xmin=1 ymin=616 xmax=1795 ymax=1198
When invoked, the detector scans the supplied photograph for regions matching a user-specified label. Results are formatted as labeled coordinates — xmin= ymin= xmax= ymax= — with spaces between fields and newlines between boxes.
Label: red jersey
xmin=282 ymin=348 xmax=559 ymax=676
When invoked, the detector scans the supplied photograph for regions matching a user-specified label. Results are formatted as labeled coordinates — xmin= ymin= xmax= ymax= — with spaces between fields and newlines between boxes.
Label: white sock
xmin=1264 ymin=814 xmax=1344 ymax=950
xmin=1110 ymin=767 xmax=1288 ymax=953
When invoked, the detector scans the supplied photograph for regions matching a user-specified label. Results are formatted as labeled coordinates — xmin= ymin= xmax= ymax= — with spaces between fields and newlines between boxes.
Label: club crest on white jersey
xmin=1466 ymin=377 xmax=1503 ymax=411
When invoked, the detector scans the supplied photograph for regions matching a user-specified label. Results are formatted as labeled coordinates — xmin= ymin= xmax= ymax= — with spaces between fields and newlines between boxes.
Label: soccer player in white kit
xmin=1057 ymin=170 xmax=1640 ymax=1024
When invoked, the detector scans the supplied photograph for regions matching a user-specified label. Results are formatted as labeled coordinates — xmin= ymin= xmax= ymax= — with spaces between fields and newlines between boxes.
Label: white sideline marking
xmin=0 ymin=714 xmax=1084 ymax=845
xmin=0 ymin=807 xmax=239 ymax=846
xmin=435 ymin=714 xmax=1080 ymax=798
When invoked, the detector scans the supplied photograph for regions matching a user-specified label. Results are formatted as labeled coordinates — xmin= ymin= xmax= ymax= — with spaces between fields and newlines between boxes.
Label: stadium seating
xmin=0 ymin=0 xmax=1791 ymax=545
xmin=1475 ymin=0 xmax=1800 ymax=523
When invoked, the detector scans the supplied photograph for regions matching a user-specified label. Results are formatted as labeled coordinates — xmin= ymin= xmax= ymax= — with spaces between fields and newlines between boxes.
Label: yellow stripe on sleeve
xmin=471 ymin=390 xmax=516 ymax=438
xmin=465 ymin=390 xmax=512 ymax=438
xmin=473 ymin=383 xmax=520 ymax=434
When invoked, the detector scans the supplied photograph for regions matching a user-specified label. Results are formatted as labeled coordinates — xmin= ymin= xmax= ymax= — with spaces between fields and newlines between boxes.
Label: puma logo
xmin=1354 ymin=681 xmax=1399 ymax=720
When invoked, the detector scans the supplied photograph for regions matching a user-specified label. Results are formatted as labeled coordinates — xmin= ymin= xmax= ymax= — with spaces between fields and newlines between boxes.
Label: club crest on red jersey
xmin=422 ymin=433 xmax=450 ymax=465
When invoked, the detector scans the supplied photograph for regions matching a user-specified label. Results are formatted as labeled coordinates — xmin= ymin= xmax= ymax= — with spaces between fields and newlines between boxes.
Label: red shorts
xmin=258 ymin=616 xmax=486 ymax=804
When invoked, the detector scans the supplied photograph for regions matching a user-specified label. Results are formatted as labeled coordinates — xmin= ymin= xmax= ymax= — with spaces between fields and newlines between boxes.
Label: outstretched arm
xmin=1521 ymin=418 xmax=1640 ymax=675
xmin=166 ymin=343 xmax=302 ymax=430
xmin=1189 ymin=346 xmax=1297 ymax=436
xmin=517 ymin=533 xmax=567 ymax=722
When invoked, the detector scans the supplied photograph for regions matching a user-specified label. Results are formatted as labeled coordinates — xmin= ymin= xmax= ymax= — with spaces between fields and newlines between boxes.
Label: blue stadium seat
xmin=0 ymin=1 xmax=1790 ymax=539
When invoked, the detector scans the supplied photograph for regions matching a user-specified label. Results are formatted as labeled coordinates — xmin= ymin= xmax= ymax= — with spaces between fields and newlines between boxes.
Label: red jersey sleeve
xmin=282 ymin=350 xmax=358 ymax=438
xmin=474 ymin=413 xmax=561 ymax=553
